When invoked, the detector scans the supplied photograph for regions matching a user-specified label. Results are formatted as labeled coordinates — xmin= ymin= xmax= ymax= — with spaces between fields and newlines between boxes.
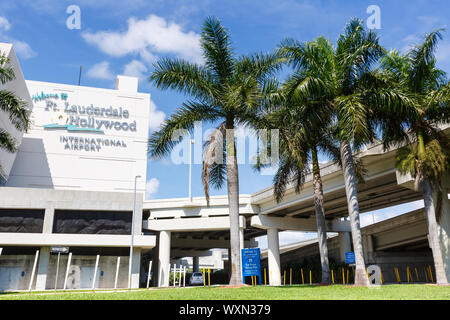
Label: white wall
xmin=0 ymin=43 xmax=33 ymax=182
xmin=6 ymin=79 xmax=149 ymax=193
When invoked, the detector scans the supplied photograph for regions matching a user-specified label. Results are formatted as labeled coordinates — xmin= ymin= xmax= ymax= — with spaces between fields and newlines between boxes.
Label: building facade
xmin=0 ymin=42 xmax=155 ymax=290
xmin=1 ymin=41 xmax=449 ymax=291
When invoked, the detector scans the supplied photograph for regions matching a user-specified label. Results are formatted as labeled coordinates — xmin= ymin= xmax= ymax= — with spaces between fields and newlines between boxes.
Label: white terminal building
xmin=0 ymin=42 xmax=449 ymax=291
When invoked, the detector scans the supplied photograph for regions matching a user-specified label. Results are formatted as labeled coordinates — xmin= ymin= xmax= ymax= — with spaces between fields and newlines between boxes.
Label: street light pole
xmin=128 ymin=175 xmax=141 ymax=289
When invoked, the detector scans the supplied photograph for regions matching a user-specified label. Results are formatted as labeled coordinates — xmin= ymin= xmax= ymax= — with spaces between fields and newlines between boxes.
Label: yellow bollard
xmin=380 ymin=267 xmax=383 ymax=285
xmin=310 ymin=270 xmax=312 ymax=285
xmin=347 ymin=269 xmax=349 ymax=285
xmin=203 ymin=267 xmax=206 ymax=286
xmin=424 ymin=267 xmax=429 ymax=283
xmin=415 ymin=267 xmax=419 ymax=282
xmin=406 ymin=267 xmax=410 ymax=283
xmin=331 ymin=270 xmax=334 ymax=284
xmin=283 ymin=270 xmax=286 ymax=286
xmin=342 ymin=268 xmax=345 ymax=285
xmin=394 ymin=268 xmax=400 ymax=283
xmin=264 ymin=268 xmax=267 ymax=285
xmin=301 ymin=268 xmax=304 ymax=285
xmin=290 ymin=268 xmax=292 ymax=286
xmin=428 ymin=265 xmax=434 ymax=283
xmin=208 ymin=268 xmax=211 ymax=287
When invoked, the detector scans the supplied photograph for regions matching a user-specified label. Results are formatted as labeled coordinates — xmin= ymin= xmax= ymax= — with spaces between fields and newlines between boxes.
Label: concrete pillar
xmin=239 ymin=228 xmax=244 ymax=253
xmin=36 ymin=247 xmax=50 ymax=290
xmin=157 ymin=231 xmax=171 ymax=287
xmin=193 ymin=256 xmax=199 ymax=272
xmin=339 ymin=232 xmax=352 ymax=263
xmin=239 ymin=228 xmax=244 ymax=282
xmin=267 ymin=228 xmax=281 ymax=286
xmin=130 ymin=248 xmax=141 ymax=288
xmin=227 ymin=248 xmax=232 ymax=281
xmin=43 ymin=207 xmax=55 ymax=234
xmin=151 ymin=237 xmax=160 ymax=287
xmin=366 ymin=235 xmax=375 ymax=264
xmin=436 ymin=187 xmax=450 ymax=281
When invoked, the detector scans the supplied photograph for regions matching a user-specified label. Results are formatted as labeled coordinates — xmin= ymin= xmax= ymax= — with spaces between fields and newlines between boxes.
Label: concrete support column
xmin=193 ymin=256 xmax=199 ymax=272
xmin=130 ymin=248 xmax=141 ymax=288
xmin=35 ymin=206 xmax=55 ymax=290
xmin=43 ymin=207 xmax=55 ymax=234
xmin=267 ymin=228 xmax=281 ymax=286
xmin=35 ymin=247 xmax=50 ymax=290
xmin=439 ymin=196 xmax=450 ymax=281
xmin=435 ymin=176 xmax=450 ymax=281
xmin=239 ymin=228 xmax=244 ymax=282
xmin=339 ymin=232 xmax=352 ymax=263
xmin=157 ymin=231 xmax=171 ymax=287
xmin=365 ymin=235 xmax=375 ymax=264
xmin=227 ymin=248 xmax=232 ymax=282
xmin=239 ymin=228 xmax=244 ymax=253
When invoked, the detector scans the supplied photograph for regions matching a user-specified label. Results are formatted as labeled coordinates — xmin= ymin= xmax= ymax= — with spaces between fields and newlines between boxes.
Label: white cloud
xmin=148 ymin=98 xmax=166 ymax=131
xmin=146 ymin=177 xmax=160 ymax=199
xmin=123 ymin=60 xmax=148 ymax=79
xmin=86 ymin=61 xmax=114 ymax=80
xmin=82 ymin=14 xmax=202 ymax=63
xmin=0 ymin=16 xmax=11 ymax=31
xmin=0 ymin=16 xmax=36 ymax=59
xmin=11 ymin=40 xmax=36 ymax=59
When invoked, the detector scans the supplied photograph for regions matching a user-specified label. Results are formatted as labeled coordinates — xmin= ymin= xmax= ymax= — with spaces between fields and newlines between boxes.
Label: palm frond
xmin=0 ymin=129 xmax=17 ymax=153
xmin=0 ymin=54 xmax=15 ymax=84
xmin=148 ymin=101 xmax=221 ymax=159
xmin=200 ymin=16 xmax=235 ymax=85
xmin=150 ymin=58 xmax=216 ymax=102
xmin=0 ymin=90 xmax=30 ymax=131
xmin=409 ymin=28 xmax=445 ymax=93
xmin=202 ymin=122 xmax=227 ymax=206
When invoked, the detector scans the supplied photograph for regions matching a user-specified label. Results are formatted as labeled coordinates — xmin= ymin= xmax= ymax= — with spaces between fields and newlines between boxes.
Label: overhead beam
xmin=143 ymin=216 xmax=246 ymax=232
xmin=171 ymin=237 xmax=255 ymax=249
xmin=250 ymin=215 xmax=350 ymax=232
xmin=171 ymin=249 xmax=213 ymax=258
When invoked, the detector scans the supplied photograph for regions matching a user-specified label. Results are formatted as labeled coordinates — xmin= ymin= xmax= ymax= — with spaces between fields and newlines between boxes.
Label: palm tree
xmin=0 ymin=53 xmax=30 ymax=176
xmin=379 ymin=29 xmax=450 ymax=284
xmin=148 ymin=17 xmax=281 ymax=285
xmin=277 ymin=19 xmax=396 ymax=286
xmin=262 ymin=37 xmax=343 ymax=284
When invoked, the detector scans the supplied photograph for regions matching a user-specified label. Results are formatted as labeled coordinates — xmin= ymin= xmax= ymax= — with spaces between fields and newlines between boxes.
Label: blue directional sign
xmin=345 ymin=251 xmax=355 ymax=264
xmin=241 ymin=248 xmax=262 ymax=285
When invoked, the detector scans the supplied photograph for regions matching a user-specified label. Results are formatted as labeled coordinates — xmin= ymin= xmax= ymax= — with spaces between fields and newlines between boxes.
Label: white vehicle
xmin=189 ymin=272 xmax=204 ymax=286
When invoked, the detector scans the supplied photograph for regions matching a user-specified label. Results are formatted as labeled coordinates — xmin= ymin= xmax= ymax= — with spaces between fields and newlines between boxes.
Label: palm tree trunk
xmin=417 ymin=129 xmax=449 ymax=285
xmin=422 ymin=179 xmax=449 ymax=284
xmin=339 ymin=140 xmax=369 ymax=286
xmin=311 ymin=146 xmax=331 ymax=284
xmin=226 ymin=121 xmax=242 ymax=286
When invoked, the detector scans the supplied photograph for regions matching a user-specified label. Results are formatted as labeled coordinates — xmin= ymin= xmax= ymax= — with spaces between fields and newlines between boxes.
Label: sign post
xmin=51 ymin=246 xmax=69 ymax=290
xmin=345 ymin=251 xmax=356 ymax=283
xmin=241 ymin=248 xmax=262 ymax=285
xmin=345 ymin=252 xmax=355 ymax=264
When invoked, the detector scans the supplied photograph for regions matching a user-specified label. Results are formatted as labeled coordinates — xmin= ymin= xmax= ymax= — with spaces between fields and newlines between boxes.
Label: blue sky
xmin=0 ymin=0 xmax=448 ymax=208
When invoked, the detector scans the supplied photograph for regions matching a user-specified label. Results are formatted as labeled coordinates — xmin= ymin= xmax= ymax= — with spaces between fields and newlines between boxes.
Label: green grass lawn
xmin=0 ymin=284 xmax=449 ymax=300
